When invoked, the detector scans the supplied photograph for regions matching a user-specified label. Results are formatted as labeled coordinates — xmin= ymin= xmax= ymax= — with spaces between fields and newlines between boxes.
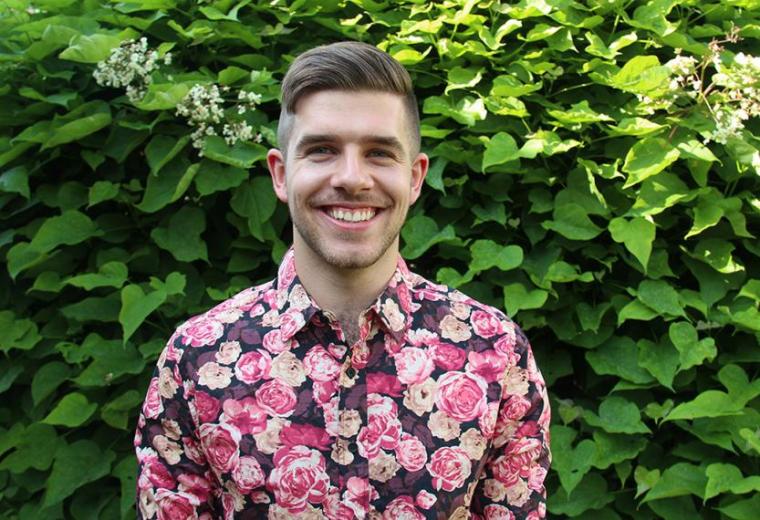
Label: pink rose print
xmin=177 ymin=473 xmax=213 ymax=504
xmin=366 ymin=372 xmax=403 ymax=397
xmin=198 ymin=422 xmax=241 ymax=474
xmin=470 ymin=310 xmax=505 ymax=338
xmin=280 ymin=423 xmax=332 ymax=451
xmin=234 ymin=350 xmax=272 ymax=384
xmin=491 ymin=437 xmax=543 ymax=487
xmin=395 ymin=434 xmax=427 ymax=472
xmin=432 ymin=343 xmax=466 ymax=371
xmin=494 ymin=330 xmax=519 ymax=362
xmin=426 ymin=446 xmax=472 ymax=492
xmin=528 ymin=465 xmax=548 ymax=491
xmin=193 ymin=390 xmax=221 ymax=423
xmin=435 ymin=371 xmax=488 ymax=422
xmin=179 ymin=315 xmax=225 ymax=347
xmin=138 ymin=454 xmax=175 ymax=490
xmin=383 ymin=496 xmax=424 ymax=519
xmin=344 ymin=477 xmax=379 ymax=517
xmin=501 ymin=395 xmax=532 ymax=421
xmin=142 ymin=377 xmax=163 ymax=419
xmin=255 ymin=378 xmax=298 ymax=417
xmin=262 ymin=330 xmax=292 ymax=355
xmin=415 ymin=490 xmax=436 ymax=509
xmin=267 ymin=446 xmax=330 ymax=513
xmin=394 ymin=347 xmax=435 ymax=385
xmin=357 ymin=395 xmax=401 ymax=457
xmin=221 ymin=397 xmax=267 ymax=435
xmin=304 ymin=345 xmax=342 ymax=382
xmin=232 ymin=456 xmax=265 ymax=492
xmin=484 ymin=504 xmax=516 ymax=520
xmin=479 ymin=401 xmax=500 ymax=439
xmin=313 ymin=379 xmax=339 ymax=405
xmin=155 ymin=490 xmax=199 ymax=520
xmin=279 ymin=310 xmax=305 ymax=339
xmin=467 ymin=350 xmax=507 ymax=383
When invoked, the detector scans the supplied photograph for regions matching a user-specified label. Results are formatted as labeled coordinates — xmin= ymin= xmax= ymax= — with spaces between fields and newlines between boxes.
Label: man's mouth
xmin=326 ymin=207 xmax=378 ymax=223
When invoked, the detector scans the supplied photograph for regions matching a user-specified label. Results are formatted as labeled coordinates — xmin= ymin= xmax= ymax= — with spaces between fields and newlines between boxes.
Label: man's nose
xmin=330 ymin=149 xmax=374 ymax=193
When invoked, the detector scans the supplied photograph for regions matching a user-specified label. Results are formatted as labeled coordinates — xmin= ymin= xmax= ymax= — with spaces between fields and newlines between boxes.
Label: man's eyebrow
xmin=294 ymin=134 xmax=406 ymax=153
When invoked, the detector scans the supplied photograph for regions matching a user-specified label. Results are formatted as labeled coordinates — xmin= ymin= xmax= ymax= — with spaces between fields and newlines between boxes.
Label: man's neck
xmin=292 ymin=241 xmax=398 ymax=321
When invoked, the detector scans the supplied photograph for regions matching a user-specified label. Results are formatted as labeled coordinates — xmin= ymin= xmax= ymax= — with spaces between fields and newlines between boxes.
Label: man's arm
xmin=473 ymin=327 xmax=551 ymax=519
xmin=134 ymin=335 xmax=218 ymax=518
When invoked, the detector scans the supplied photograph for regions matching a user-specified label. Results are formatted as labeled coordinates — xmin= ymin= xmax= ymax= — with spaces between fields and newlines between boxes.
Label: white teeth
xmin=328 ymin=208 xmax=376 ymax=222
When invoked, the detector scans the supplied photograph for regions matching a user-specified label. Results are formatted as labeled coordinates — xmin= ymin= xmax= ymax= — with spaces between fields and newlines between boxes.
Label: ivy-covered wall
xmin=1 ymin=0 xmax=759 ymax=518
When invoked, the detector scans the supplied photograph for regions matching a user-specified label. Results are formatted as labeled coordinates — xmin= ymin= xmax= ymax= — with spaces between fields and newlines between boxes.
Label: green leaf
xmin=29 ymin=210 xmax=101 ymax=253
xmin=31 ymin=362 xmax=72 ymax=405
xmin=551 ymin=425 xmax=595 ymax=495
xmin=607 ymin=117 xmax=664 ymax=136
xmin=145 ymin=134 xmax=191 ymax=175
xmin=665 ymin=391 xmax=742 ymax=422
xmin=66 ymin=261 xmax=128 ymax=290
xmin=469 ymin=240 xmax=523 ymax=273
xmin=0 ymin=361 xmax=23 ymax=394
xmin=592 ymin=431 xmax=647 ymax=469
xmin=59 ymin=33 xmax=123 ymax=63
xmin=101 ymin=390 xmax=143 ymax=429
xmin=631 ymin=0 xmax=678 ymax=37
xmin=0 ymin=423 xmax=60 ymax=473
xmin=637 ymin=339 xmax=679 ymax=390
xmin=642 ymin=462 xmax=706 ymax=503
xmin=74 ymin=343 xmax=145 ymax=387
xmin=718 ymin=494 xmax=760 ymax=520
xmin=43 ymin=393 xmax=98 ymax=427
xmin=401 ymin=214 xmax=457 ymax=260
xmin=622 ymin=137 xmax=680 ymax=188
xmin=230 ymin=177 xmax=278 ymax=242
xmin=630 ymin=172 xmax=694 ymax=217
xmin=518 ymin=130 xmax=579 ymax=158
xmin=586 ymin=336 xmax=655 ymax=384
xmin=0 ymin=310 xmax=41 ymax=352
xmin=503 ymin=283 xmax=548 ymax=316
xmin=136 ymin=157 xmax=198 ymax=213
xmin=43 ymin=440 xmax=115 ymax=507
xmin=423 ymin=95 xmax=487 ymax=126
xmin=543 ymin=203 xmax=604 ymax=240
xmin=584 ymin=396 xmax=651 ymax=434
xmin=482 ymin=132 xmax=519 ymax=171
xmin=119 ymin=285 xmax=168 ymax=343
xmin=88 ymin=180 xmax=119 ymax=207
xmin=151 ymin=206 xmax=208 ymax=262
xmin=669 ymin=321 xmax=717 ymax=370
xmin=45 ymin=101 xmax=112 ymax=149
xmin=61 ymin=295 xmax=120 ymax=323
xmin=133 ymin=83 xmax=191 ymax=111
xmin=609 ymin=216 xmax=655 ymax=269
xmin=636 ymin=280 xmax=684 ymax=317
xmin=609 ymin=55 xmax=670 ymax=95
xmin=203 ymin=136 xmax=267 ymax=168
xmin=445 ymin=66 xmax=483 ymax=93
xmin=0 ymin=165 xmax=31 ymax=198
xmin=705 ymin=463 xmax=744 ymax=501
xmin=548 ymin=100 xmax=612 ymax=125
xmin=548 ymin=473 xmax=613 ymax=516
xmin=617 ymin=298 xmax=658 ymax=325
xmin=194 ymin=160 xmax=248 ymax=196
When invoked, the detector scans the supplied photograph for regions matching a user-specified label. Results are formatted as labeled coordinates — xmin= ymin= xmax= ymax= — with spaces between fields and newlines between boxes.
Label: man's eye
xmin=308 ymin=146 xmax=333 ymax=155
xmin=368 ymin=149 xmax=393 ymax=159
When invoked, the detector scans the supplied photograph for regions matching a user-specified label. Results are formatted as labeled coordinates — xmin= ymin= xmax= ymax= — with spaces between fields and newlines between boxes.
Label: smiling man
xmin=135 ymin=41 xmax=550 ymax=519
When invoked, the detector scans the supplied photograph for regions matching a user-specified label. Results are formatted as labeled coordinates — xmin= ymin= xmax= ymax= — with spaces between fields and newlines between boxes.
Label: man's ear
xmin=409 ymin=152 xmax=429 ymax=205
xmin=267 ymin=149 xmax=288 ymax=203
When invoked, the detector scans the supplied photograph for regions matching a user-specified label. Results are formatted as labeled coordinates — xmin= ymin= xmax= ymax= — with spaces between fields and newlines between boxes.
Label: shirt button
xmin=346 ymin=366 xmax=356 ymax=378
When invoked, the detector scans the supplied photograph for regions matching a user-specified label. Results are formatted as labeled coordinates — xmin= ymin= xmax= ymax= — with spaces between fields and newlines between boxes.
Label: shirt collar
xmin=274 ymin=248 xmax=415 ymax=343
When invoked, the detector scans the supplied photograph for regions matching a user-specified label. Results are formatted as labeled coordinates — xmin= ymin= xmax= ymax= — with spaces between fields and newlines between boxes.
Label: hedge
xmin=1 ymin=0 xmax=759 ymax=518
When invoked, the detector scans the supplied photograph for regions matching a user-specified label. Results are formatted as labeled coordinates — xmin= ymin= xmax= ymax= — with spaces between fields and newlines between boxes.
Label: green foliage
xmin=1 ymin=0 xmax=759 ymax=517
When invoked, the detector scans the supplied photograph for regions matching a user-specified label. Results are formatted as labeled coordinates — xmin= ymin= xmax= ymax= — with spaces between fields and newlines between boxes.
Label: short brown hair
xmin=277 ymin=41 xmax=420 ymax=154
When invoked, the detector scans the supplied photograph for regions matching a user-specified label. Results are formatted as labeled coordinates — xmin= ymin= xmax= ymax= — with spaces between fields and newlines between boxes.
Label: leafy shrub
xmin=1 ymin=0 xmax=758 ymax=518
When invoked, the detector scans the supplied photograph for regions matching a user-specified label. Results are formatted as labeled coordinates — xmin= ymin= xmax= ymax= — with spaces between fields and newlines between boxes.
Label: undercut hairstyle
xmin=277 ymin=41 xmax=421 ymax=155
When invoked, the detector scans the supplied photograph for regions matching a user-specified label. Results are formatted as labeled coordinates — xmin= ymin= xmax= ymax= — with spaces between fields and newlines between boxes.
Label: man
xmin=135 ymin=41 xmax=550 ymax=519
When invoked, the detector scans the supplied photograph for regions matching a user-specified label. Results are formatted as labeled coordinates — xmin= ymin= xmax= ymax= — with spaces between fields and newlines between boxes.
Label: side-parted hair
xmin=277 ymin=41 xmax=421 ymax=155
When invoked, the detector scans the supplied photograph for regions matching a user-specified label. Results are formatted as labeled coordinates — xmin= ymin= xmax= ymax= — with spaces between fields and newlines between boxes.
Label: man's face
xmin=267 ymin=90 xmax=428 ymax=271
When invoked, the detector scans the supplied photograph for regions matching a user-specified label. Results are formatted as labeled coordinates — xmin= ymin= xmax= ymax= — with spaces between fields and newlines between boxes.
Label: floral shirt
xmin=135 ymin=249 xmax=551 ymax=520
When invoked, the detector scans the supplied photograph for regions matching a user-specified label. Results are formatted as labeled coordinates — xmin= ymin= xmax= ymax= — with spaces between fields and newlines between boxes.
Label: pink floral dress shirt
xmin=135 ymin=249 xmax=551 ymax=519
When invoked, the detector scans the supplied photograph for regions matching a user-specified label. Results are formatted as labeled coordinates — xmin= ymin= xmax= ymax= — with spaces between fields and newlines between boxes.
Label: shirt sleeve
xmin=472 ymin=327 xmax=551 ymax=519
xmin=134 ymin=334 xmax=218 ymax=518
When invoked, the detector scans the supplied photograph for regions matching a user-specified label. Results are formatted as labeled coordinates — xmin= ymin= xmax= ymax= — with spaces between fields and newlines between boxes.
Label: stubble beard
xmin=289 ymin=200 xmax=407 ymax=270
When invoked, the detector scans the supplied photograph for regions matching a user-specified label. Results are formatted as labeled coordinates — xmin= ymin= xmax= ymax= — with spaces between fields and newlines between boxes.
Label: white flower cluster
xmin=175 ymin=84 xmax=262 ymax=153
xmin=93 ymin=37 xmax=171 ymax=103
xmin=659 ymin=28 xmax=759 ymax=145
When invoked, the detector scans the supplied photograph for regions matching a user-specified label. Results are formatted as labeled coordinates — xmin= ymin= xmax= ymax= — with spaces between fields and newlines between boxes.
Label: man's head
xmin=267 ymin=42 xmax=428 ymax=274
xmin=277 ymin=41 xmax=421 ymax=156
